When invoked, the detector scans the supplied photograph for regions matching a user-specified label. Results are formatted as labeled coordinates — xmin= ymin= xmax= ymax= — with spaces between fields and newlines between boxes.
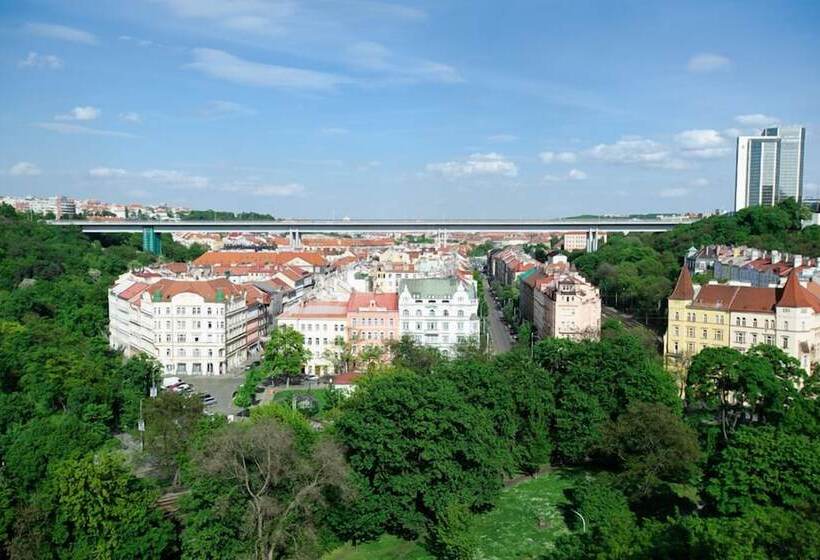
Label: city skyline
xmin=1 ymin=1 xmax=819 ymax=217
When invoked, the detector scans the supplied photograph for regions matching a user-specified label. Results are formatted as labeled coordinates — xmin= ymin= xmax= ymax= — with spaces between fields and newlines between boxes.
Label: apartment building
xmin=529 ymin=271 xmax=601 ymax=341
xmin=398 ymin=277 xmax=480 ymax=354
xmin=664 ymin=267 xmax=820 ymax=371
xmin=346 ymin=292 xmax=399 ymax=352
xmin=109 ymin=276 xmax=269 ymax=376
xmin=193 ymin=251 xmax=328 ymax=274
xmin=563 ymin=231 xmax=608 ymax=252
xmin=487 ymin=247 xmax=537 ymax=286
xmin=277 ymin=300 xmax=349 ymax=376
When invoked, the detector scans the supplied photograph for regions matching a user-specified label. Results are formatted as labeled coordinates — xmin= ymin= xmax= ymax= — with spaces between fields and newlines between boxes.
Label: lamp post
xmin=571 ymin=509 xmax=586 ymax=533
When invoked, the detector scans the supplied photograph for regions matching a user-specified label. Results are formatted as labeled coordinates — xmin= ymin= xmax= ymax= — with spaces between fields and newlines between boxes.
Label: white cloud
xmin=18 ymin=51 xmax=62 ymax=69
xmin=675 ymin=129 xmax=731 ymax=159
xmin=426 ymin=153 xmax=518 ymax=179
xmin=345 ymin=41 xmax=462 ymax=84
xmin=539 ymin=151 xmax=576 ymax=164
xmin=691 ymin=178 xmax=710 ymax=187
xmin=119 ymin=112 xmax=141 ymax=123
xmin=805 ymin=182 xmax=820 ymax=196
xmin=24 ymin=22 xmax=98 ymax=45
xmin=587 ymin=137 xmax=687 ymax=170
xmin=734 ymin=113 xmax=780 ymax=127
xmin=723 ymin=127 xmax=743 ymax=138
xmin=141 ymin=169 xmax=210 ymax=189
xmin=687 ymin=53 xmax=730 ymax=73
xmin=487 ymin=133 xmax=517 ymax=143
xmin=9 ymin=162 xmax=42 ymax=176
xmin=251 ymin=183 xmax=305 ymax=197
xmin=89 ymin=167 xmax=127 ymax=177
xmin=320 ymin=127 xmax=349 ymax=135
xmin=55 ymin=106 xmax=101 ymax=121
xmin=200 ymin=100 xmax=255 ymax=118
xmin=544 ymin=168 xmax=587 ymax=182
xmin=659 ymin=188 xmax=690 ymax=198
xmin=187 ymin=48 xmax=350 ymax=91
xmin=36 ymin=122 xmax=136 ymax=138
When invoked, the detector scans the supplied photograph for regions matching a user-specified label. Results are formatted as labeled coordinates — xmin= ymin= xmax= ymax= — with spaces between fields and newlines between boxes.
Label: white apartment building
xmin=277 ymin=300 xmax=349 ymax=376
xmin=109 ymin=275 xmax=265 ymax=376
xmin=398 ymin=277 xmax=480 ymax=354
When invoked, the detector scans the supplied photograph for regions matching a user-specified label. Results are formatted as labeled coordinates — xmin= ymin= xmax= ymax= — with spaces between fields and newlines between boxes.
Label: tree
xmin=547 ymin=476 xmax=644 ymax=560
xmin=196 ymin=417 xmax=348 ymax=560
xmin=334 ymin=369 xmax=507 ymax=542
xmin=264 ymin=326 xmax=310 ymax=378
xmin=686 ymin=346 xmax=797 ymax=445
xmin=600 ymin=402 xmax=701 ymax=505
xmin=143 ymin=391 xmax=204 ymax=484
xmin=386 ymin=336 xmax=443 ymax=374
xmin=706 ymin=426 xmax=820 ymax=516
xmin=553 ymin=387 xmax=606 ymax=463
xmin=54 ymin=452 xmax=175 ymax=559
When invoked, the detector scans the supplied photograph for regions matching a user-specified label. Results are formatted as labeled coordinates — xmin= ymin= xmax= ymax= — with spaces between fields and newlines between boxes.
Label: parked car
xmin=200 ymin=393 xmax=217 ymax=406
xmin=171 ymin=382 xmax=192 ymax=393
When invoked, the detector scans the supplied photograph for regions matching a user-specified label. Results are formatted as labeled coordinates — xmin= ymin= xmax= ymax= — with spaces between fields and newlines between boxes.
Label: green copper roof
xmin=400 ymin=277 xmax=474 ymax=299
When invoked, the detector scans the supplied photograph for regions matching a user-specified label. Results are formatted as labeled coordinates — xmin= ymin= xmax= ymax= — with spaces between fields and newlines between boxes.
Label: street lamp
xmin=571 ymin=509 xmax=587 ymax=533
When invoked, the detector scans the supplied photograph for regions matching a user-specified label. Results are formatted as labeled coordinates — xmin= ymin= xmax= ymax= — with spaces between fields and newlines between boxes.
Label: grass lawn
xmin=271 ymin=388 xmax=331 ymax=411
xmin=323 ymin=469 xmax=581 ymax=560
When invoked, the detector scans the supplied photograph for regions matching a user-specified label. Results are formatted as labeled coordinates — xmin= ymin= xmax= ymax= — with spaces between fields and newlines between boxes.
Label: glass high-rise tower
xmin=734 ymin=126 xmax=806 ymax=211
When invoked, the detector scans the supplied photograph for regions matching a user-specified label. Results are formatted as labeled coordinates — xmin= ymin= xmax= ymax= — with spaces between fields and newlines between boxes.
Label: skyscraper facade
xmin=734 ymin=126 xmax=806 ymax=211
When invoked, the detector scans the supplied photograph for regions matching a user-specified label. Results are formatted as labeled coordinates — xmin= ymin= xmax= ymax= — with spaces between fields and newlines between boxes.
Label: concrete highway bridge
xmin=53 ymin=218 xmax=694 ymax=255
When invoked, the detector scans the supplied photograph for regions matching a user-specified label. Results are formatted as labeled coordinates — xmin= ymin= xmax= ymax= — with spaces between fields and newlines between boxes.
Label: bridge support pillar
xmin=289 ymin=229 xmax=302 ymax=249
xmin=585 ymin=228 xmax=600 ymax=252
xmin=142 ymin=226 xmax=162 ymax=256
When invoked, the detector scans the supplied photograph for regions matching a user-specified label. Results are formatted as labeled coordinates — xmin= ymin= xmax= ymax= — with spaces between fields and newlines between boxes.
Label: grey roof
xmin=400 ymin=277 xmax=475 ymax=299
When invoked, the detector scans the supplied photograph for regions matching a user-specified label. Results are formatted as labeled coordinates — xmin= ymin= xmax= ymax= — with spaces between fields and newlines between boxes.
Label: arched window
xmin=457 ymin=310 xmax=464 ymax=317
xmin=403 ymin=309 xmax=409 ymax=316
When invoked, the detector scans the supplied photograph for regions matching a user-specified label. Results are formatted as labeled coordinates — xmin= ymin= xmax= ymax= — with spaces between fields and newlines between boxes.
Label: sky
xmin=1 ymin=0 xmax=819 ymax=218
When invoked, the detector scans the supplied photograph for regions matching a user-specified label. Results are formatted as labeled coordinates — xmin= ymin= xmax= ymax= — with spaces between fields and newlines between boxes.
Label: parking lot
xmin=179 ymin=374 xmax=245 ymax=417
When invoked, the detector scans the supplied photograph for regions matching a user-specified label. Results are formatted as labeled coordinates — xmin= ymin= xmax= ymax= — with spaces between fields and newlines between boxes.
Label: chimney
xmin=772 ymin=250 xmax=781 ymax=264
xmin=793 ymin=254 xmax=803 ymax=268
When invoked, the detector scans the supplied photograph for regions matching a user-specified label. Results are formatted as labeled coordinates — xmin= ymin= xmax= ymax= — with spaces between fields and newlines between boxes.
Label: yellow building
xmin=664 ymin=266 xmax=731 ymax=369
xmin=664 ymin=266 xmax=820 ymax=373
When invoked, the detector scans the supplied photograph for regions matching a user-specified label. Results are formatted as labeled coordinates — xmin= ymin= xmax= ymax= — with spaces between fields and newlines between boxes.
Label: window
xmin=782 ymin=336 xmax=789 ymax=349
xmin=443 ymin=310 xmax=449 ymax=317
xmin=785 ymin=321 xmax=789 ymax=330
xmin=674 ymin=311 xmax=680 ymax=321
xmin=701 ymin=329 xmax=707 ymax=340
xmin=687 ymin=342 xmax=695 ymax=352
xmin=751 ymin=333 xmax=757 ymax=344
xmin=735 ymin=331 xmax=745 ymax=344
xmin=427 ymin=322 xmax=435 ymax=330
xmin=714 ymin=330 xmax=722 ymax=341
xmin=687 ymin=327 xmax=695 ymax=338
xmin=403 ymin=322 xmax=409 ymax=330
xmin=766 ymin=335 xmax=774 ymax=344
xmin=735 ymin=317 xmax=741 ymax=326
xmin=753 ymin=318 xmax=758 ymax=328
xmin=416 ymin=310 xmax=422 ymax=317
xmin=741 ymin=317 xmax=746 ymax=327
xmin=457 ymin=310 xmax=464 ymax=318
xmin=703 ymin=314 xmax=708 ymax=323
xmin=673 ymin=326 xmax=679 ymax=336
xmin=403 ymin=309 xmax=409 ymax=316
xmin=429 ymin=309 xmax=435 ymax=316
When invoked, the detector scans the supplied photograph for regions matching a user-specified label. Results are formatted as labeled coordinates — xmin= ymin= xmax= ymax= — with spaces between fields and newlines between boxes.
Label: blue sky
xmin=1 ymin=0 xmax=818 ymax=218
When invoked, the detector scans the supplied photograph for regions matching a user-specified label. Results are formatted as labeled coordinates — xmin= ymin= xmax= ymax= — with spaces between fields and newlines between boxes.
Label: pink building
xmin=346 ymin=292 xmax=399 ymax=352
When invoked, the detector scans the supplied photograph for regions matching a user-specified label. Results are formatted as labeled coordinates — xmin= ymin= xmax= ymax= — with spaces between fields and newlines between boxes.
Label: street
xmin=481 ymin=275 xmax=513 ymax=354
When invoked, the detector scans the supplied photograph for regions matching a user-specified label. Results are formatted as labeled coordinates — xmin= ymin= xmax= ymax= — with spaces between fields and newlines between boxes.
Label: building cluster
xmin=108 ymin=239 xmax=480 ymax=377
xmin=665 ymin=266 xmax=820 ymax=372
xmin=0 ymin=194 xmax=189 ymax=220
xmin=0 ymin=195 xmax=77 ymax=218
xmin=487 ymin=247 xmax=602 ymax=340
xmin=686 ymin=245 xmax=817 ymax=288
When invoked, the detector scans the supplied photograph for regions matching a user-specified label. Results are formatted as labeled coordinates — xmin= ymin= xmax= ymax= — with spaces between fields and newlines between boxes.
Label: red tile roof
xmin=777 ymin=270 xmax=820 ymax=311
xmin=148 ymin=278 xmax=243 ymax=303
xmin=346 ymin=292 xmax=399 ymax=312
xmin=193 ymin=251 xmax=327 ymax=267
xmin=669 ymin=267 xmax=695 ymax=300
xmin=117 ymin=282 xmax=149 ymax=301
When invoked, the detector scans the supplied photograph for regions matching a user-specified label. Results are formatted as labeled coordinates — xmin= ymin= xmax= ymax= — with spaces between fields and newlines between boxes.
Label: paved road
xmin=482 ymin=276 xmax=513 ymax=354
